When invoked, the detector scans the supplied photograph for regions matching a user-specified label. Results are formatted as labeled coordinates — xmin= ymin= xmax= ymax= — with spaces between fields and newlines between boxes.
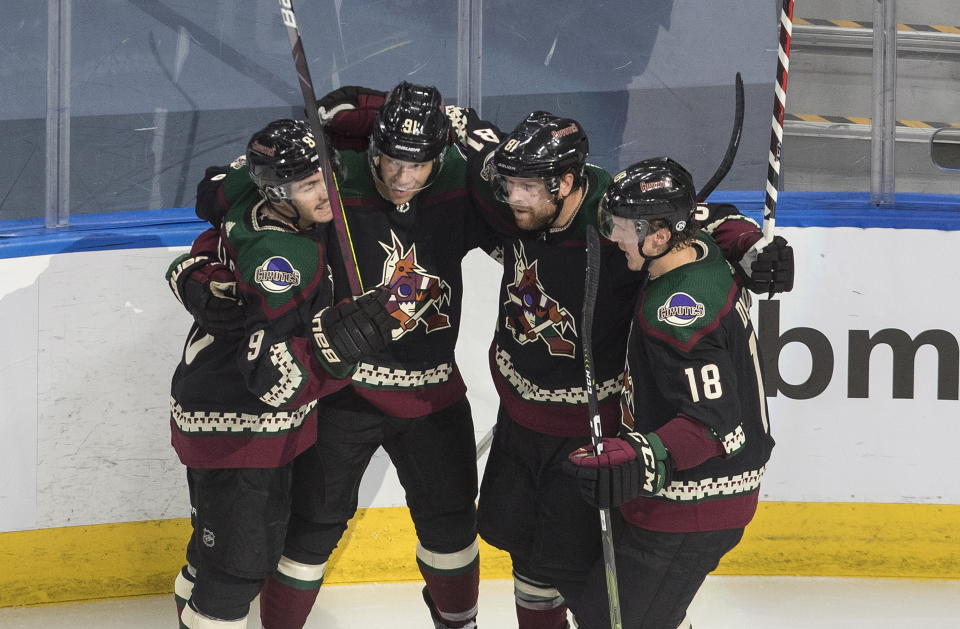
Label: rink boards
xmin=1 ymin=192 xmax=959 ymax=607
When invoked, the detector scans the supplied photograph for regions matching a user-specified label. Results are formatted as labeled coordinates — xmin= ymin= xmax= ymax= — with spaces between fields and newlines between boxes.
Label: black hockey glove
xmin=195 ymin=165 xmax=231 ymax=227
xmin=311 ymin=288 xmax=399 ymax=365
xmin=168 ymin=254 xmax=244 ymax=334
xmin=743 ymin=235 xmax=794 ymax=295
xmin=317 ymin=86 xmax=387 ymax=152
xmin=564 ymin=433 xmax=672 ymax=509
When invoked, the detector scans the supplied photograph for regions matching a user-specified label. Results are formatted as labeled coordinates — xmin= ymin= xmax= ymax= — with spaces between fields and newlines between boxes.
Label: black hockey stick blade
xmin=278 ymin=0 xmax=364 ymax=296
xmin=696 ymin=72 xmax=745 ymax=203
xmin=582 ymin=225 xmax=623 ymax=629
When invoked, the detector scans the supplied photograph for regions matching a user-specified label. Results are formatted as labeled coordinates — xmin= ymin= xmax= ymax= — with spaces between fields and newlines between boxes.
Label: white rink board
xmin=0 ymin=227 xmax=957 ymax=534
xmin=760 ymin=226 xmax=960 ymax=504
xmin=0 ymin=249 xmax=194 ymax=532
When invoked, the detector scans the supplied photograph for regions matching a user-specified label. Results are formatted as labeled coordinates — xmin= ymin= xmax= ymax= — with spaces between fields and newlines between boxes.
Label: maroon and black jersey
xmin=334 ymin=147 xmax=498 ymax=417
xmin=167 ymin=163 xmax=351 ymax=469
xmin=446 ymin=105 xmax=770 ymax=438
xmin=481 ymin=164 xmax=636 ymax=437
xmin=619 ymin=232 xmax=774 ymax=532
xmin=181 ymin=147 xmax=499 ymax=420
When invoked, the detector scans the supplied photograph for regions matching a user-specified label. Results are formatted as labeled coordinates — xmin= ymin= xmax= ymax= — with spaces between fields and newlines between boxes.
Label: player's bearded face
xmin=377 ymin=156 xmax=434 ymax=204
xmin=497 ymin=176 xmax=556 ymax=230
xmin=290 ymin=170 xmax=332 ymax=226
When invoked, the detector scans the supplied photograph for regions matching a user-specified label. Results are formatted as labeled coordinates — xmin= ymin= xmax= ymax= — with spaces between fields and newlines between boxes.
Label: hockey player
xmin=167 ymin=119 xmax=398 ymax=629
xmin=171 ymin=83 xmax=497 ymax=629
xmin=444 ymin=107 xmax=792 ymax=629
xmin=178 ymin=90 xmax=794 ymax=629
xmin=282 ymin=81 xmax=498 ymax=629
xmin=565 ymin=157 xmax=775 ymax=629
xmin=450 ymin=109 xmax=634 ymax=629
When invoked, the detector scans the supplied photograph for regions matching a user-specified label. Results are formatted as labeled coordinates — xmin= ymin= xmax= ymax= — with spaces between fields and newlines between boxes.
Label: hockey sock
xmin=179 ymin=600 xmax=248 ymax=629
xmin=259 ymin=555 xmax=326 ymax=629
xmin=417 ymin=539 xmax=480 ymax=628
xmin=174 ymin=564 xmax=197 ymax=617
xmin=514 ymin=571 xmax=569 ymax=629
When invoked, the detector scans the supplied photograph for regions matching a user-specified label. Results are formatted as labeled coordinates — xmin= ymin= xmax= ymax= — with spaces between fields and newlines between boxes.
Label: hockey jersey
xmin=183 ymin=147 xmax=498 ymax=419
xmin=333 ymin=147 xmax=498 ymax=417
xmin=619 ymin=232 xmax=775 ymax=532
xmin=168 ymin=162 xmax=351 ymax=469
xmin=477 ymin=162 xmax=638 ymax=437
xmin=446 ymin=105 xmax=770 ymax=438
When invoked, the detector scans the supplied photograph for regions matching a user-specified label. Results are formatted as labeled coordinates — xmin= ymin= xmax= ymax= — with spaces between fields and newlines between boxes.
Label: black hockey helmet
xmin=369 ymin=82 xmax=449 ymax=190
xmin=247 ymin=119 xmax=325 ymax=201
xmin=598 ymin=157 xmax=696 ymax=245
xmin=492 ymin=111 xmax=589 ymax=195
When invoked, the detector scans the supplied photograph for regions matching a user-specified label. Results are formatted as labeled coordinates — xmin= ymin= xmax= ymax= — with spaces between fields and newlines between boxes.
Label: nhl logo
xmin=202 ymin=528 xmax=216 ymax=548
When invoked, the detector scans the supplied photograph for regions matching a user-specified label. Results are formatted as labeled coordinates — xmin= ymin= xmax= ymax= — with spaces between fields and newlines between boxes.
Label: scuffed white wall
xmin=1 ymin=248 xmax=193 ymax=531
xmin=0 ymin=256 xmax=47 ymax=531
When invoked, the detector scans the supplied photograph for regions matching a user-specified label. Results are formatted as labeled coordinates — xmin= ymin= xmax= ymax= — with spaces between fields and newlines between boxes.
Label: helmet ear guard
xmin=263 ymin=185 xmax=287 ymax=202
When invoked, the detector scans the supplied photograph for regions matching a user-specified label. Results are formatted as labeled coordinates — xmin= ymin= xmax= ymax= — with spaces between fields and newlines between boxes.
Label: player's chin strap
xmin=266 ymin=197 xmax=305 ymax=230
xmin=637 ymin=219 xmax=679 ymax=264
xmin=535 ymin=195 xmax=566 ymax=240
xmin=638 ymin=234 xmax=676 ymax=264
xmin=535 ymin=172 xmax=587 ymax=240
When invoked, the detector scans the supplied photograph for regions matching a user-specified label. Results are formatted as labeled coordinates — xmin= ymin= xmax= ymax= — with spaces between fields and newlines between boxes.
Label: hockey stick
xmin=278 ymin=0 xmax=364 ymax=296
xmin=583 ymin=224 xmax=623 ymax=629
xmin=763 ymin=0 xmax=795 ymax=244
xmin=475 ymin=426 xmax=494 ymax=460
xmin=696 ymin=72 xmax=744 ymax=204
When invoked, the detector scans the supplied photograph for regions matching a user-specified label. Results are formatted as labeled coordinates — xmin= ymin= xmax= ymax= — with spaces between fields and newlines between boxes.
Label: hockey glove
xmin=168 ymin=254 xmax=244 ymax=334
xmin=564 ymin=433 xmax=672 ymax=509
xmin=743 ymin=235 xmax=794 ymax=295
xmin=195 ymin=165 xmax=231 ymax=227
xmin=317 ymin=86 xmax=387 ymax=152
xmin=311 ymin=288 xmax=399 ymax=366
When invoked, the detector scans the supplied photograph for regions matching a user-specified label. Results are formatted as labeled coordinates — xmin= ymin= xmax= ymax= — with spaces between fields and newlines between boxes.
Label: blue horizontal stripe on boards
xmin=0 ymin=207 xmax=205 ymax=259
xmin=1 ymin=191 xmax=960 ymax=259
xmin=706 ymin=191 xmax=960 ymax=229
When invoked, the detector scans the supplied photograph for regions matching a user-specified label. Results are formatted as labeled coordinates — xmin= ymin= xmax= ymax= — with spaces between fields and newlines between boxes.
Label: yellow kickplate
xmin=2 ymin=502 xmax=958 ymax=608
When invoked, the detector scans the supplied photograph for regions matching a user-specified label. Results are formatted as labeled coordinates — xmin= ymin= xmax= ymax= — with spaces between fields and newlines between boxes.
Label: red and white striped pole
xmin=763 ymin=0 xmax=795 ymax=243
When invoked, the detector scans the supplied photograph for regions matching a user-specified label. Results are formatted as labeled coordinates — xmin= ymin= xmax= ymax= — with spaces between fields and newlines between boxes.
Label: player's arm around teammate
xmin=168 ymin=119 xmax=397 ymax=629
xmin=291 ymin=82 xmax=498 ymax=629
xmin=566 ymin=158 xmax=775 ymax=629
xmin=172 ymin=83 xmax=500 ymax=629
xmin=446 ymin=108 xmax=790 ymax=629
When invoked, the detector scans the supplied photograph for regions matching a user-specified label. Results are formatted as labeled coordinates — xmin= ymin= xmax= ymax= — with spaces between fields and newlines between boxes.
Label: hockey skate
xmin=421 ymin=586 xmax=477 ymax=629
